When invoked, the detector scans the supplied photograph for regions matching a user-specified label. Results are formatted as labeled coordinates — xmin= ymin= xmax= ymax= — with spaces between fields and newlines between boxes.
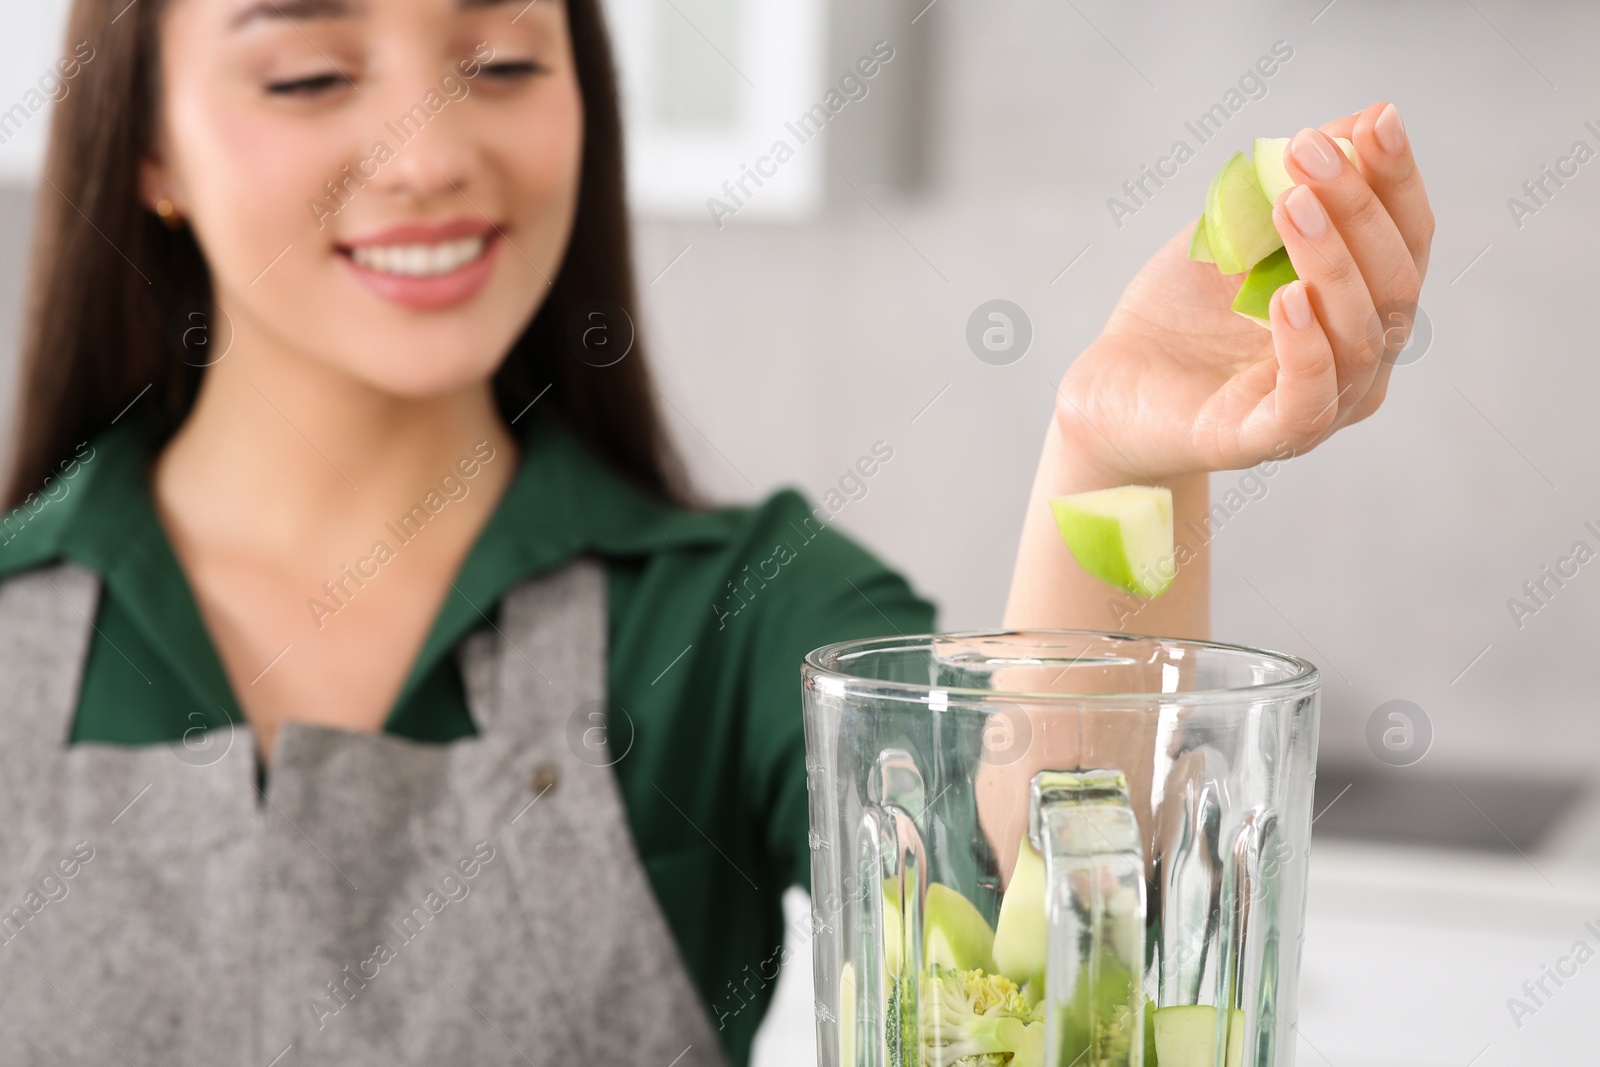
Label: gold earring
xmin=155 ymin=198 xmax=182 ymax=230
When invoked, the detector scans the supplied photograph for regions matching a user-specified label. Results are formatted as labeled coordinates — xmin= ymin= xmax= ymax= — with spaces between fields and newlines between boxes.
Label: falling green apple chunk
xmin=1253 ymin=135 xmax=1356 ymax=208
xmin=1202 ymin=151 xmax=1280 ymax=275
xmin=1049 ymin=485 xmax=1175 ymax=598
xmin=1230 ymin=246 xmax=1299 ymax=327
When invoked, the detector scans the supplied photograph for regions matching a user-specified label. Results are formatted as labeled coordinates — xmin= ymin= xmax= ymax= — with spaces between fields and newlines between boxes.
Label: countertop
xmin=751 ymin=821 xmax=1600 ymax=1066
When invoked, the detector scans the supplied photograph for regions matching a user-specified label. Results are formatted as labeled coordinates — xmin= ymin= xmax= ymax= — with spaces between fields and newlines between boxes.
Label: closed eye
xmin=478 ymin=60 xmax=543 ymax=81
xmin=266 ymin=71 xmax=349 ymax=96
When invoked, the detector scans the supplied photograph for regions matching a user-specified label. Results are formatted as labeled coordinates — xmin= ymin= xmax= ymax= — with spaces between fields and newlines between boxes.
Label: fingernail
xmin=1281 ymin=280 xmax=1312 ymax=331
xmin=1290 ymin=128 xmax=1342 ymax=182
xmin=1283 ymin=185 xmax=1328 ymax=239
xmin=1374 ymin=103 xmax=1406 ymax=155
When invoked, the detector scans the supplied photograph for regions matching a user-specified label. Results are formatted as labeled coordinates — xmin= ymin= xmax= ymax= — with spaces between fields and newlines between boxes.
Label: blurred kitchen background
xmin=4 ymin=0 xmax=1599 ymax=1063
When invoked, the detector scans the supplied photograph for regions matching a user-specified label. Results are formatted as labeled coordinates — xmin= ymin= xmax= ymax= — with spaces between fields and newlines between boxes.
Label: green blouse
xmin=0 ymin=407 xmax=939 ymax=1067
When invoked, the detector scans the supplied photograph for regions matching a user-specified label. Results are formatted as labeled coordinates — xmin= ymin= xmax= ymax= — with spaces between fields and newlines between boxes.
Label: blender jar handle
xmin=1030 ymin=768 xmax=1148 ymax=1067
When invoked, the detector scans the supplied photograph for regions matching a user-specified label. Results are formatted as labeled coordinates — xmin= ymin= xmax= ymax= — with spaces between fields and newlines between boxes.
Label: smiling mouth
xmin=342 ymin=235 xmax=492 ymax=278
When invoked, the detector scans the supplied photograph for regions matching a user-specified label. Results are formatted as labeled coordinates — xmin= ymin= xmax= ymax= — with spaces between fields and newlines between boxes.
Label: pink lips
xmin=337 ymin=218 xmax=502 ymax=311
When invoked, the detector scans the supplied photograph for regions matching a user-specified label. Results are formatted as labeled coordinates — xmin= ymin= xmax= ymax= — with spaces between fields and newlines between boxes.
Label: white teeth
xmin=349 ymin=236 xmax=487 ymax=277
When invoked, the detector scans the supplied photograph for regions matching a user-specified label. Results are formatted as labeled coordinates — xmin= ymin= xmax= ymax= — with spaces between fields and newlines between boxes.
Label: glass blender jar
xmin=802 ymin=630 xmax=1320 ymax=1067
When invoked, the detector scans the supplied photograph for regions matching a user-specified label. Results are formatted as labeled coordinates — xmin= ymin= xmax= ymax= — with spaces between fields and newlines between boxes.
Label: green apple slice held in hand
xmin=1202 ymin=151 xmax=1279 ymax=275
xmin=1189 ymin=132 xmax=1356 ymax=327
xmin=1230 ymin=246 xmax=1298 ymax=326
xmin=1049 ymin=485 xmax=1175 ymax=599
xmin=1253 ymin=135 xmax=1354 ymax=208
xmin=1188 ymin=216 xmax=1216 ymax=264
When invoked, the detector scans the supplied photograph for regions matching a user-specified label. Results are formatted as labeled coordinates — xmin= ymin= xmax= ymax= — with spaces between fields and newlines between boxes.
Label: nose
xmin=365 ymin=70 xmax=481 ymax=207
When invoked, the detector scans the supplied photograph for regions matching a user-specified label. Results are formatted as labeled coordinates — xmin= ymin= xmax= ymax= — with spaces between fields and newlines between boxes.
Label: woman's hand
xmin=1058 ymin=100 xmax=1434 ymax=484
xmin=1003 ymin=101 xmax=1433 ymax=637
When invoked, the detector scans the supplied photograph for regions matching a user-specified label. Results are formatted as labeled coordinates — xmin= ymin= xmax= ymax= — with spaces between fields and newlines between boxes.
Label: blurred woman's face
xmin=144 ymin=0 xmax=583 ymax=396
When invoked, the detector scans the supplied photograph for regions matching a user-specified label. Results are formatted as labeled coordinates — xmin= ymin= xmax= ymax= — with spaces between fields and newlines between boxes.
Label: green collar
xmin=0 ymin=406 xmax=735 ymax=722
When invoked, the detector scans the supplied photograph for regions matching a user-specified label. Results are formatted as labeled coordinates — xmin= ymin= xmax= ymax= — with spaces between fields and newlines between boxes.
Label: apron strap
xmin=456 ymin=553 xmax=607 ymax=741
xmin=453 ymin=553 xmax=731 ymax=1066
xmin=0 ymin=561 xmax=101 ymax=870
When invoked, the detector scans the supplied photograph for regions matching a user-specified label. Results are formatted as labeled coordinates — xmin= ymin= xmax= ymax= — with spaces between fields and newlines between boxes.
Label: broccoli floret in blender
xmin=920 ymin=964 xmax=1044 ymax=1067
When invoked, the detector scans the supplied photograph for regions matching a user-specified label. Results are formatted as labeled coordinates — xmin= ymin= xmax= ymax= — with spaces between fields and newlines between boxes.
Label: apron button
xmin=531 ymin=763 xmax=560 ymax=795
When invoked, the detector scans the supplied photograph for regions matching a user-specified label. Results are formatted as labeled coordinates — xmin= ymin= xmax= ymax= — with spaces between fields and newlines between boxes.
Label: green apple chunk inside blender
xmin=924 ymin=882 xmax=998 ymax=973
xmin=881 ymin=880 xmax=999 ymax=977
xmin=992 ymin=838 xmax=1048 ymax=991
xmin=882 ymin=881 xmax=903 ymax=976
xmin=838 ymin=961 xmax=858 ymax=1067
xmin=1049 ymin=486 xmax=1175 ymax=598
xmin=1154 ymin=1004 xmax=1246 ymax=1067
xmin=993 ymin=840 xmax=1148 ymax=1063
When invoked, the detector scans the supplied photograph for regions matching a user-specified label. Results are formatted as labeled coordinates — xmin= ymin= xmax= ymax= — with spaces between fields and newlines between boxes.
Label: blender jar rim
xmin=802 ymin=627 xmax=1320 ymax=707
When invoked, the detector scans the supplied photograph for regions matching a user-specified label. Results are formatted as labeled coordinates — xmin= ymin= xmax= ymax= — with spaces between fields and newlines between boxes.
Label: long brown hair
xmin=6 ymin=0 xmax=702 ymax=512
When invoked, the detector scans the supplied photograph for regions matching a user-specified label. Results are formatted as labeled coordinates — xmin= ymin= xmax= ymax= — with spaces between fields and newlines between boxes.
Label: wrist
xmin=1039 ymin=405 xmax=1208 ymax=499
xmin=1046 ymin=401 xmax=1169 ymax=495
xmin=1052 ymin=339 xmax=1219 ymax=489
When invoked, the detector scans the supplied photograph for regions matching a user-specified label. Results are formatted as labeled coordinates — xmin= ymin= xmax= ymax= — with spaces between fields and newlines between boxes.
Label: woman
xmin=0 ymin=0 xmax=1431 ymax=1062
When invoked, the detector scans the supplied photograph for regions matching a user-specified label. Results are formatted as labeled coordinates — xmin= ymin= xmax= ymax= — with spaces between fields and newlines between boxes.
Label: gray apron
xmin=0 ymin=556 xmax=730 ymax=1066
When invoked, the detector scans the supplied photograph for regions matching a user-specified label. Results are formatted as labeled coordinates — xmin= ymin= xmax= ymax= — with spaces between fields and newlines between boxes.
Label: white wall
xmin=629 ymin=0 xmax=1600 ymax=778
xmin=3 ymin=0 xmax=1597 ymax=772
xmin=0 ymin=5 xmax=74 ymax=182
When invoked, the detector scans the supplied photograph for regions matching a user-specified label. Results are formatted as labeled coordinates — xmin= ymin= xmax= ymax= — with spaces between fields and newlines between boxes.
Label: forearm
xmin=1001 ymin=412 xmax=1211 ymax=639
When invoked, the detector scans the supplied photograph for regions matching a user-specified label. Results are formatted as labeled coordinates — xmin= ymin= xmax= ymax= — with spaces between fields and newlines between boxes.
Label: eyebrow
xmin=230 ymin=0 xmax=534 ymax=31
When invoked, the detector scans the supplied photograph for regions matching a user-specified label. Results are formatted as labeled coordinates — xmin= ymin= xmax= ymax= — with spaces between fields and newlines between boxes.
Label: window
xmin=602 ymin=0 xmax=831 ymax=222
